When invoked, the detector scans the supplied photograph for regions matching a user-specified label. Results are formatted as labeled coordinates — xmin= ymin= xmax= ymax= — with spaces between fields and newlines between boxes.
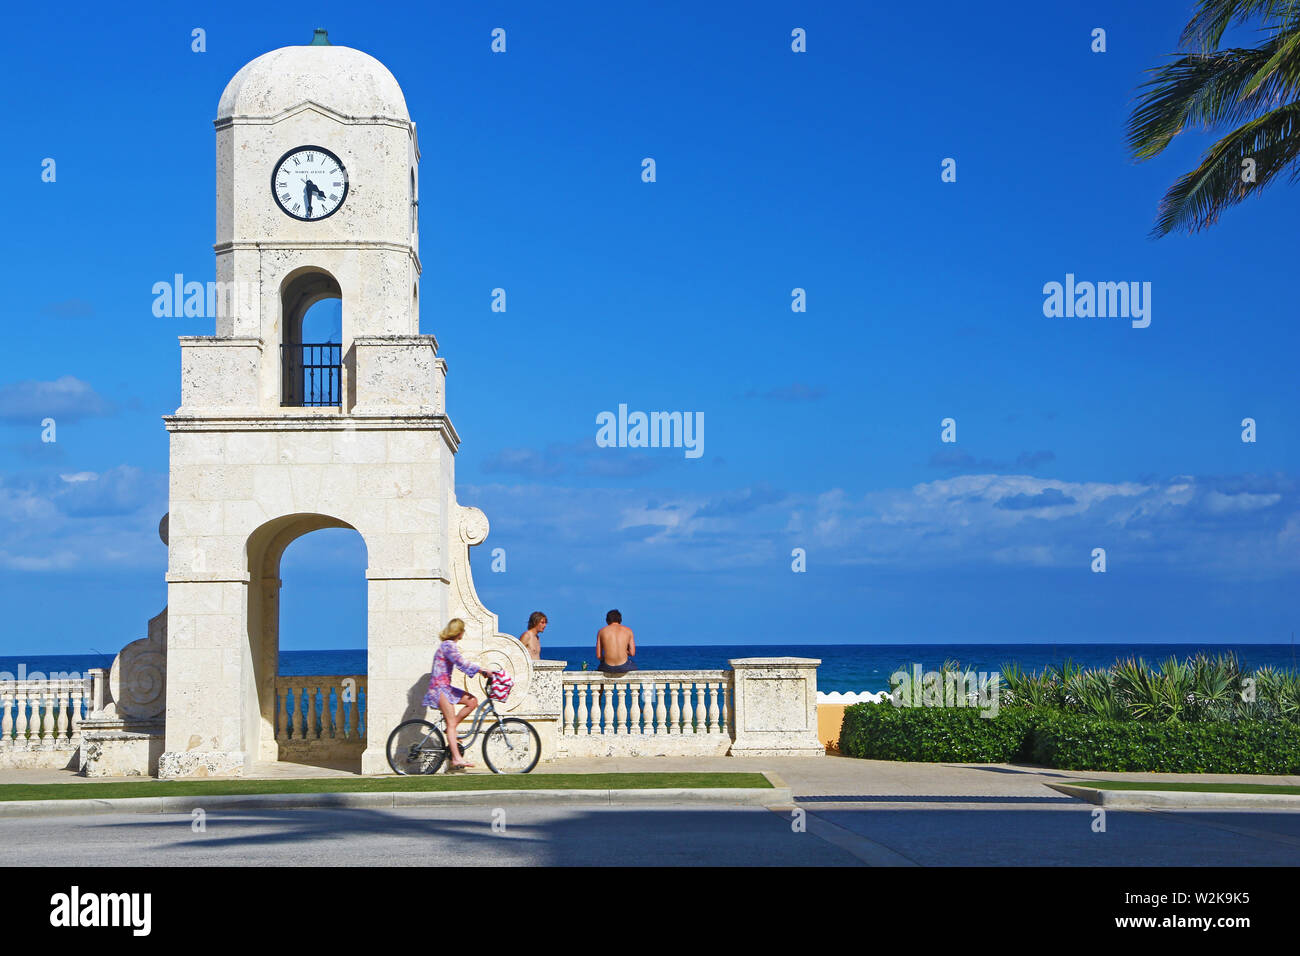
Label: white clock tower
xmin=158 ymin=31 xmax=531 ymax=777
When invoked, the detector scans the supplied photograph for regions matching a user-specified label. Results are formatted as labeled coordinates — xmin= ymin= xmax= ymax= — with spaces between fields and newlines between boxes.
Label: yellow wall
xmin=816 ymin=703 xmax=846 ymax=753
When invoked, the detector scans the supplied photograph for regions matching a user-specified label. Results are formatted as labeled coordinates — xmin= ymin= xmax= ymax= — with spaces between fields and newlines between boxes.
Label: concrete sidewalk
xmin=1048 ymin=781 xmax=1300 ymax=810
xmin=0 ymin=785 xmax=792 ymax=819
xmin=4 ymin=755 xmax=1298 ymax=802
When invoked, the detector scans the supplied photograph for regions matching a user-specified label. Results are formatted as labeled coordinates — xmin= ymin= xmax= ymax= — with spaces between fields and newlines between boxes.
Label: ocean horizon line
xmin=4 ymin=638 xmax=1296 ymax=660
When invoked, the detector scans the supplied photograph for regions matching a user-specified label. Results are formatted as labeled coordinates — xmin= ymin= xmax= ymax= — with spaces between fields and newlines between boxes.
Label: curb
xmin=0 ymin=786 xmax=791 ymax=819
xmin=1047 ymin=783 xmax=1300 ymax=810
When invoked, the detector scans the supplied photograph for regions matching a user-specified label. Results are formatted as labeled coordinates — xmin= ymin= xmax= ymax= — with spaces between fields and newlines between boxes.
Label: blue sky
xmin=1 ymin=0 xmax=1297 ymax=657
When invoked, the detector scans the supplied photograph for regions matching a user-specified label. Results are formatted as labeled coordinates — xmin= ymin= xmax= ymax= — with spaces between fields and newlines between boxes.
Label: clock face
xmin=271 ymin=146 xmax=349 ymax=221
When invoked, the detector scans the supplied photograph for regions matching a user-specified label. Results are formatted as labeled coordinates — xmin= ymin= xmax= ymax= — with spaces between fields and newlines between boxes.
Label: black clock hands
xmin=303 ymin=179 xmax=327 ymax=217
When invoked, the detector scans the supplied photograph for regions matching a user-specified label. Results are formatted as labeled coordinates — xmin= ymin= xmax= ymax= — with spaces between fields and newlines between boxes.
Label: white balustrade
xmin=273 ymin=676 xmax=367 ymax=743
xmin=561 ymin=672 xmax=732 ymax=738
xmin=0 ymin=677 xmax=95 ymax=750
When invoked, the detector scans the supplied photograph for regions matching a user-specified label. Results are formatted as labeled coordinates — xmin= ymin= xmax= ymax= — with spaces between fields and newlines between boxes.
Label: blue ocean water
xmin=8 ymin=644 xmax=1294 ymax=694
xmin=0 ymin=653 xmax=115 ymax=680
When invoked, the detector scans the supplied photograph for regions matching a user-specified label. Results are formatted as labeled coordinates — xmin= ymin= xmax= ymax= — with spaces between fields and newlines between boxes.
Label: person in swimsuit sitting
xmin=519 ymin=611 xmax=547 ymax=660
xmin=595 ymin=609 xmax=636 ymax=674
xmin=422 ymin=618 xmax=497 ymax=768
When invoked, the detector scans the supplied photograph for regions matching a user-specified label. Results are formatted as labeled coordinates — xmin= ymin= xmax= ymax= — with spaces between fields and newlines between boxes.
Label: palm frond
xmin=1150 ymin=102 xmax=1300 ymax=235
xmin=1129 ymin=44 xmax=1285 ymax=160
xmin=1180 ymin=0 xmax=1300 ymax=52
xmin=1133 ymin=1 xmax=1300 ymax=234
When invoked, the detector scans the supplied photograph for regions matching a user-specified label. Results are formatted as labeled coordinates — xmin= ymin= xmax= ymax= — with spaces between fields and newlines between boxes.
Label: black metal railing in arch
xmin=281 ymin=342 xmax=341 ymax=407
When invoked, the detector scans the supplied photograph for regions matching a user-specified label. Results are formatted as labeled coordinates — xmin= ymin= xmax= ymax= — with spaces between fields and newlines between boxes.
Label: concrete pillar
xmin=159 ymin=573 xmax=253 ymax=777
xmin=727 ymin=657 xmax=825 ymax=758
xmin=360 ymin=570 xmax=450 ymax=775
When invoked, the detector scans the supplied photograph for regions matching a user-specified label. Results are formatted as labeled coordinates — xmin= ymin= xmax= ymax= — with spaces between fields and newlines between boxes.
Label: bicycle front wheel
xmin=482 ymin=718 xmax=541 ymax=774
xmin=386 ymin=719 xmax=447 ymax=775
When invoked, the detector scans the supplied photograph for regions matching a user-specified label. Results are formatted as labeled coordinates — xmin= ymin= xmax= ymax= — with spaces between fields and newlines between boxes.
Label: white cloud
xmin=0 ymin=466 xmax=166 ymax=572
xmin=465 ymin=471 xmax=1300 ymax=578
xmin=1203 ymin=491 xmax=1282 ymax=514
xmin=0 ymin=376 xmax=111 ymax=423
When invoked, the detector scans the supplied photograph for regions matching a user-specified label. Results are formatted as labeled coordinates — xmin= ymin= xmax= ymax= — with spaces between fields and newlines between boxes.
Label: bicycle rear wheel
xmin=482 ymin=718 xmax=541 ymax=774
xmin=386 ymin=719 xmax=447 ymax=775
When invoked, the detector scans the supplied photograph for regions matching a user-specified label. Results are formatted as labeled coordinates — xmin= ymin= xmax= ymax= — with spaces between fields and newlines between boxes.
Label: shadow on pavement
xmin=73 ymin=805 xmax=861 ymax=866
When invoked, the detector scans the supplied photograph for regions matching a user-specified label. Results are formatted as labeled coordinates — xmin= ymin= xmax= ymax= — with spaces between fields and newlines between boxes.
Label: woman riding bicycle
xmin=423 ymin=618 xmax=497 ymax=768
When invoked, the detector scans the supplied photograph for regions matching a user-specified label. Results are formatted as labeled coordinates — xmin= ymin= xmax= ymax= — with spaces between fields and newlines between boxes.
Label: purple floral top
xmin=428 ymin=640 xmax=481 ymax=690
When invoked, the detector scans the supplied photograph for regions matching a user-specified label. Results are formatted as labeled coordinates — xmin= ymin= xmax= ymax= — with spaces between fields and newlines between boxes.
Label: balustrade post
xmin=562 ymin=684 xmax=574 ymax=735
xmin=70 ymin=684 xmax=85 ymax=738
xmin=629 ymin=682 xmax=642 ymax=734
xmin=292 ymin=684 xmax=304 ymax=739
xmin=680 ymin=681 xmax=693 ymax=734
xmin=307 ymin=685 xmax=319 ymax=740
xmin=317 ymin=685 xmax=328 ymax=739
xmin=577 ymin=681 xmax=589 ymax=736
xmin=54 ymin=691 xmax=67 ymax=742
xmin=668 ymin=682 xmax=680 ymax=734
xmin=89 ymin=668 xmax=106 ymax=715
xmin=721 ymin=680 xmax=731 ymax=736
xmin=652 ymin=682 xmax=665 ymax=735
xmin=15 ymin=689 xmax=28 ymax=743
xmin=707 ymin=682 xmax=720 ymax=734
xmin=614 ymin=681 xmax=626 ymax=735
xmin=38 ymin=689 xmax=49 ymax=742
xmin=0 ymin=689 xmax=11 ymax=749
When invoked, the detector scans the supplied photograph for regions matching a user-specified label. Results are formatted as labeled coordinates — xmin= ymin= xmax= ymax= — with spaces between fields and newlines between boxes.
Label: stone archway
xmin=245 ymin=513 xmax=367 ymax=771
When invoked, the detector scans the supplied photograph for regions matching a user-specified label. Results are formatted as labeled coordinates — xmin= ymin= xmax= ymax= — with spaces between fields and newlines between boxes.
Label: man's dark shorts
xmin=597 ymin=660 xmax=637 ymax=674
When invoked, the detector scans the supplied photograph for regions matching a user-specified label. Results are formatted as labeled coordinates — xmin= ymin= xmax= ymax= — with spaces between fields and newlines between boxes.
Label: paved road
xmin=3 ymin=799 xmax=1299 ymax=866
xmin=802 ymin=802 xmax=1300 ymax=866
xmin=0 ymin=804 xmax=860 ymax=867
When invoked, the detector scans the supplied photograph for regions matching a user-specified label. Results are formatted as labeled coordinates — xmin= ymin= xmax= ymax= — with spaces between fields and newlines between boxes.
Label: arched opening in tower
xmin=280 ymin=269 xmax=342 ymax=408
xmin=246 ymin=515 xmax=368 ymax=774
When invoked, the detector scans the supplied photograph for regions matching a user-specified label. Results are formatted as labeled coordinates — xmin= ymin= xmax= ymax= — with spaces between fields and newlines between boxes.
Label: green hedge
xmin=1029 ymin=712 xmax=1300 ymax=774
xmin=839 ymin=703 xmax=1300 ymax=774
xmin=838 ymin=703 xmax=1039 ymax=763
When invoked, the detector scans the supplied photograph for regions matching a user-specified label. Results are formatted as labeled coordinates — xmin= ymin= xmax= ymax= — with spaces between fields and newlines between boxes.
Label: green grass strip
xmin=1073 ymin=779 xmax=1300 ymax=795
xmin=0 ymin=772 xmax=771 ymax=803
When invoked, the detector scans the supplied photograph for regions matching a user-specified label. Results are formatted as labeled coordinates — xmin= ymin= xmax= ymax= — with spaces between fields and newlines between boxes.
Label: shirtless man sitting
xmin=519 ymin=611 xmax=547 ymax=660
xmin=596 ymin=609 xmax=636 ymax=674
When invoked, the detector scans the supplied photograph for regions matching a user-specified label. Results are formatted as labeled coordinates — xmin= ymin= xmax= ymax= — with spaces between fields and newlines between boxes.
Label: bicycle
xmin=386 ymin=680 xmax=541 ymax=775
